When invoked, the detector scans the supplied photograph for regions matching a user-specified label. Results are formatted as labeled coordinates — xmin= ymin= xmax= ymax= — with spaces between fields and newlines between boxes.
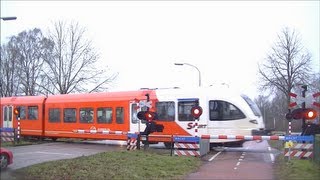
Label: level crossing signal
xmin=137 ymin=111 xmax=157 ymax=122
xmin=285 ymin=108 xmax=318 ymax=120
xmin=191 ymin=106 xmax=203 ymax=119
xmin=13 ymin=107 xmax=20 ymax=117
xmin=137 ymin=111 xmax=163 ymax=135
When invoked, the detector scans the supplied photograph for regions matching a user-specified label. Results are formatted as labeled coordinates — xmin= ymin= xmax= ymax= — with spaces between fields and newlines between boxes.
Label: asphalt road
xmin=186 ymin=140 xmax=282 ymax=179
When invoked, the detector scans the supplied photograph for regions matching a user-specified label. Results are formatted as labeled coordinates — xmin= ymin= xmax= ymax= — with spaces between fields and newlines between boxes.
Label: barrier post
xmin=17 ymin=117 xmax=21 ymax=143
xmin=144 ymin=134 xmax=149 ymax=150
xmin=200 ymin=136 xmax=210 ymax=156
xmin=314 ymin=134 xmax=320 ymax=165
xmin=170 ymin=135 xmax=174 ymax=156
xmin=139 ymin=133 xmax=149 ymax=150
xmin=137 ymin=134 xmax=141 ymax=150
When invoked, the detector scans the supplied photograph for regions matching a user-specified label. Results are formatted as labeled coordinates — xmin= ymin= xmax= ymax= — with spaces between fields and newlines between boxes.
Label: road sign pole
xmin=145 ymin=93 xmax=150 ymax=111
xmin=301 ymin=85 xmax=307 ymax=134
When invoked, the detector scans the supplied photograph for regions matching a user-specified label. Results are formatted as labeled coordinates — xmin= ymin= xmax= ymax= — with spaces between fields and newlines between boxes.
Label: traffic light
xmin=286 ymin=108 xmax=318 ymax=120
xmin=13 ymin=107 xmax=20 ymax=117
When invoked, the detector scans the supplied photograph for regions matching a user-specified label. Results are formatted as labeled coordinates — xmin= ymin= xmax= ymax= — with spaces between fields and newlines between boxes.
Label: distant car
xmin=0 ymin=147 xmax=13 ymax=169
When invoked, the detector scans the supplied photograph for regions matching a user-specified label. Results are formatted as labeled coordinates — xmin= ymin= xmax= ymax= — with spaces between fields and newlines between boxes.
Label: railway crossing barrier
xmin=284 ymin=135 xmax=314 ymax=159
xmin=0 ymin=128 xmax=16 ymax=144
xmin=72 ymin=129 xmax=319 ymax=161
xmin=73 ymin=129 xmax=131 ymax=135
xmin=200 ymin=134 xmax=286 ymax=141
xmin=172 ymin=136 xmax=209 ymax=157
xmin=199 ymin=134 xmax=318 ymax=161
xmin=315 ymin=135 xmax=320 ymax=165
xmin=127 ymin=133 xmax=138 ymax=151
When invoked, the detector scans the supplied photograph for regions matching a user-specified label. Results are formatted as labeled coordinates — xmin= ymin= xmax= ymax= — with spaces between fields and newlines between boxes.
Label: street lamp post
xmin=0 ymin=16 xmax=17 ymax=21
xmin=174 ymin=63 xmax=201 ymax=87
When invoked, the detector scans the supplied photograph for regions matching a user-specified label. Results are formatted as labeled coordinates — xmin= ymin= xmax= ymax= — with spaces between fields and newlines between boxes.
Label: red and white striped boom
xmin=201 ymin=135 xmax=285 ymax=141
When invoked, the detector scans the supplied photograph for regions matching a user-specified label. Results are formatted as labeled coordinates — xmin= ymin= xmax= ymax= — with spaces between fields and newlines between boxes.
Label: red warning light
xmin=305 ymin=109 xmax=317 ymax=120
xmin=145 ymin=111 xmax=155 ymax=121
xmin=137 ymin=111 xmax=157 ymax=121
xmin=191 ymin=106 xmax=203 ymax=119
xmin=13 ymin=107 xmax=20 ymax=116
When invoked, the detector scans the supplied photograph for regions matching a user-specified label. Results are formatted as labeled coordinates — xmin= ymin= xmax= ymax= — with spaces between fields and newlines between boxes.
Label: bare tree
xmin=0 ymin=44 xmax=20 ymax=97
xmin=42 ymin=21 xmax=116 ymax=94
xmin=0 ymin=28 xmax=53 ymax=96
xmin=309 ymin=73 xmax=320 ymax=93
xmin=254 ymin=95 xmax=271 ymax=128
xmin=258 ymin=27 xmax=313 ymax=106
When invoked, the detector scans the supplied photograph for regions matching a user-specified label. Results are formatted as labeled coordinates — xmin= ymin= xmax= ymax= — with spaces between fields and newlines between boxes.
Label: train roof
xmin=1 ymin=86 xmax=247 ymax=105
xmin=45 ymin=90 xmax=155 ymax=103
xmin=0 ymin=96 xmax=46 ymax=105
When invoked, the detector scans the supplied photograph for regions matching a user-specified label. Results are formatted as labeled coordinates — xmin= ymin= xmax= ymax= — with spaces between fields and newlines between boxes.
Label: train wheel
xmin=0 ymin=153 xmax=9 ymax=169
xmin=51 ymin=138 xmax=57 ymax=142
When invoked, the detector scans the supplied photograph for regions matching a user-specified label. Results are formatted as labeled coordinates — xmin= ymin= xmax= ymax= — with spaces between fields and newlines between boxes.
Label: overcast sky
xmin=1 ymin=1 xmax=319 ymax=99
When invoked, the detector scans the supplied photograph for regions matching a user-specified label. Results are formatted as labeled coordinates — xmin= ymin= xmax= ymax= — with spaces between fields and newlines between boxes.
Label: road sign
xmin=313 ymin=92 xmax=320 ymax=108
xmin=139 ymin=100 xmax=152 ymax=108
xmin=284 ymin=141 xmax=294 ymax=148
xmin=174 ymin=136 xmax=200 ymax=143
xmin=284 ymin=135 xmax=314 ymax=142
xmin=289 ymin=91 xmax=320 ymax=108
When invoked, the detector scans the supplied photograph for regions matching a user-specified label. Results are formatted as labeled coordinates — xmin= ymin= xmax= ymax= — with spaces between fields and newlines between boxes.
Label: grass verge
xmin=268 ymin=140 xmax=320 ymax=180
xmin=10 ymin=150 xmax=202 ymax=180
xmin=274 ymin=156 xmax=320 ymax=180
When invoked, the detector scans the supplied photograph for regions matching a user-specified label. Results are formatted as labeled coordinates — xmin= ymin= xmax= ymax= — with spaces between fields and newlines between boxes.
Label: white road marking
xmin=14 ymin=152 xmax=36 ymax=156
xmin=268 ymin=147 xmax=275 ymax=163
xmin=209 ymin=151 xmax=222 ymax=162
xmin=35 ymin=151 xmax=73 ymax=156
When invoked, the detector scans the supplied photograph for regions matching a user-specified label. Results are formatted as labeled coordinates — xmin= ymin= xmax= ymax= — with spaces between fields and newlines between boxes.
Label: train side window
xmin=209 ymin=100 xmax=245 ymax=121
xmin=49 ymin=108 xmax=61 ymax=123
xmin=80 ymin=108 xmax=94 ymax=123
xmin=156 ymin=101 xmax=175 ymax=121
xmin=241 ymin=94 xmax=262 ymax=117
xmin=97 ymin=107 xmax=112 ymax=124
xmin=116 ymin=107 xmax=124 ymax=124
xmin=64 ymin=108 xmax=76 ymax=123
xmin=19 ymin=106 xmax=26 ymax=120
xmin=28 ymin=106 xmax=38 ymax=120
xmin=178 ymin=100 xmax=198 ymax=121
xmin=4 ymin=106 xmax=9 ymax=121
xmin=131 ymin=104 xmax=138 ymax=124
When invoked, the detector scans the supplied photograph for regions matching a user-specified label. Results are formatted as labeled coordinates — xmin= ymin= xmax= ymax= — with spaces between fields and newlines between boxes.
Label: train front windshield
xmin=241 ymin=94 xmax=262 ymax=117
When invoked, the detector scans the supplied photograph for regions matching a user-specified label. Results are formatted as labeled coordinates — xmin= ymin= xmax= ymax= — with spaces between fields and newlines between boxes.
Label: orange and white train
xmin=0 ymin=87 xmax=266 ymax=147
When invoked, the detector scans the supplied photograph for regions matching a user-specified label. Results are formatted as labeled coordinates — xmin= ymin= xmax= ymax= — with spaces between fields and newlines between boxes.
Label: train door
xmin=129 ymin=102 xmax=141 ymax=132
xmin=2 ymin=106 xmax=13 ymax=128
